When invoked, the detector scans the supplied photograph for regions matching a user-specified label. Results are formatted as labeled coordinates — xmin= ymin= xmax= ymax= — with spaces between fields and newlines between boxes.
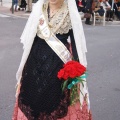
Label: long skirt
xmin=12 ymin=35 xmax=92 ymax=120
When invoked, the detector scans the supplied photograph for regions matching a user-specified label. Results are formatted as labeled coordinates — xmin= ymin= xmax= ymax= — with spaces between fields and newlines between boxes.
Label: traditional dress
xmin=12 ymin=0 xmax=92 ymax=120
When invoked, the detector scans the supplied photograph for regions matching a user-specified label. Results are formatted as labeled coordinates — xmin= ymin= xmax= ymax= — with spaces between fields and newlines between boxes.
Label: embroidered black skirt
xmin=18 ymin=35 xmax=70 ymax=119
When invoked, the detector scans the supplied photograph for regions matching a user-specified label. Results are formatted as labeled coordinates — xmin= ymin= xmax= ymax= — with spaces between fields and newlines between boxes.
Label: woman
xmin=12 ymin=0 xmax=92 ymax=119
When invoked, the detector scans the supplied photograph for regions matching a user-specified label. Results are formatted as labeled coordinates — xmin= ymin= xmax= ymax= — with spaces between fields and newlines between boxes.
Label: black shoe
xmin=109 ymin=18 xmax=113 ymax=21
xmin=105 ymin=18 xmax=109 ymax=21
xmin=85 ymin=21 xmax=92 ymax=25
xmin=25 ymin=11 xmax=31 ymax=13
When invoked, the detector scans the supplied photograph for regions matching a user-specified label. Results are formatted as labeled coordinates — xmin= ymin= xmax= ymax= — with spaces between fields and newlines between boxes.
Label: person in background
xmin=101 ymin=0 xmax=113 ymax=21
xmin=95 ymin=6 xmax=105 ymax=16
xmin=18 ymin=0 xmax=21 ymax=10
xmin=108 ymin=0 xmax=112 ymax=6
xmin=85 ymin=0 xmax=95 ymax=25
xmin=114 ymin=0 xmax=120 ymax=20
xmin=76 ymin=0 xmax=86 ymax=19
xmin=10 ymin=0 xmax=18 ymax=12
xmin=94 ymin=0 xmax=101 ymax=10
xmin=18 ymin=0 xmax=27 ymax=11
xmin=26 ymin=0 xmax=32 ymax=12
xmin=77 ymin=0 xmax=86 ymax=12
xmin=94 ymin=0 xmax=105 ymax=16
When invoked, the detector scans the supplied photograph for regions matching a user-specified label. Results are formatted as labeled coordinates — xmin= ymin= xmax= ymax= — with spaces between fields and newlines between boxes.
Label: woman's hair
xmin=100 ymin=6 xmax=103 ymax=9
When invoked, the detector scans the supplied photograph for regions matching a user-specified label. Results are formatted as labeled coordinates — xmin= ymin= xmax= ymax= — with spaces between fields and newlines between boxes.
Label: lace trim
xmin=12 ymin=89 xmax=69 ymax=120
xmin=37 ymin=1 xmax=72 ymax=39
xmin=55 ymin=13 xmax=72 ymax=34
xmin=12 ymin=85 xmax=92 ymax=120
xmin=12 ymin=99 xmax=92 ymax=120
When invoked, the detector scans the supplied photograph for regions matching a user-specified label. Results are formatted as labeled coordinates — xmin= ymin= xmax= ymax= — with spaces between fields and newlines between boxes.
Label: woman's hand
xmin=79 ymin=5 xmax=84 ymax=7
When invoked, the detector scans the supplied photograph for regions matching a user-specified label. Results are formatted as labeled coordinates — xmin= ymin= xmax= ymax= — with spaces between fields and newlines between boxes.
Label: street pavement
xmin=0 ymin=2 xmax=31 ymax=18
xmin=0 ymin=6 xmax=120 ymax=120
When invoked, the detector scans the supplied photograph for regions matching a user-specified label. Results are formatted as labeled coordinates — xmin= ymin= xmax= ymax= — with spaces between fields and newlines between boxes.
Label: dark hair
xmin=100 ymin=6 xmax=103 ymax=9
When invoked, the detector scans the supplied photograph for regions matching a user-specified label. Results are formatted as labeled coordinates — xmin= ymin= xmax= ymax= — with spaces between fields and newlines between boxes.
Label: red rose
xmin=63 ymin=72 xmax=69 ymax=80
xmin=57 ymin=60 xmax=86 ymax=80
xmin=64 ymin=65 xmax=72 ymax=73
xmin=78 ymin=65 xmax=86 ymax=74
xmin=64 ymin=61 xmax=76 ymax=67
xmin=66 ymin=65 xmax=74 ymax=77
xmin=69 ymin=68 xmax=78 ymax=78
xmin=57 ymin=69 xmax=64 ymax=79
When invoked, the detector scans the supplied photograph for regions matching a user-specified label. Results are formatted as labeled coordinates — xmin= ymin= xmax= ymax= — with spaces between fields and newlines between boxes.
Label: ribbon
xmin=67 ymin=73 xmax=87 ymax=89
xmin=68 ymin=78 xmax=79 ymax=89
xmin=80 ymin=72 xmax=88 ymax=78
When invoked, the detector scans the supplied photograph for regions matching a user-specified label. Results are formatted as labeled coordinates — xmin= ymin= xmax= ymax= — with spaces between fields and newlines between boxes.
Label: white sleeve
xmin=101 ymin=2 xmax=106 ymax=10
xmin=106 ymin=2 xmax=111 ymax=8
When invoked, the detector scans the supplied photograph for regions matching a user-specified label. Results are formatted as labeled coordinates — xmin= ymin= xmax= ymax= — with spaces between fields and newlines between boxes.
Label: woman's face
xmin=49 ymin=0 xmax=63 ymax=5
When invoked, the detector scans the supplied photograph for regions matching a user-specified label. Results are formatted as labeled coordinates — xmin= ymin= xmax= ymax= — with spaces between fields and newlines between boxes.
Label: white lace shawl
xmin=16 ymin=0 xmax=43 ymax=84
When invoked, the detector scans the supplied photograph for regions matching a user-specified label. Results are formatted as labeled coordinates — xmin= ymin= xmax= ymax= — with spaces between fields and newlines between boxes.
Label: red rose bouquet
xmin=57 ymin=60 xmax=87 ymax=105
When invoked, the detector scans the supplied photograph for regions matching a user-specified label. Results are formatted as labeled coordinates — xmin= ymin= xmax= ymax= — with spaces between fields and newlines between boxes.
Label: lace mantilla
xmin=37 ymin=1 xmax=72 ymax=39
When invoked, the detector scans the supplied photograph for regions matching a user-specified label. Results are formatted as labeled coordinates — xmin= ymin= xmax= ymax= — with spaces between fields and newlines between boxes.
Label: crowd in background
xmin=10 ymin=0 xmax=120 ymax=24
xmin=10 ymin=0 xmax=33 ymax=12
xmin=76 ymin=0 xmax=120 ymax=25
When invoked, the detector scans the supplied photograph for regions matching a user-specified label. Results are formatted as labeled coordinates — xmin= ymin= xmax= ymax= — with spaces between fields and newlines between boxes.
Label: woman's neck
xmin=49 ymin=0 xmax=64 ymax=10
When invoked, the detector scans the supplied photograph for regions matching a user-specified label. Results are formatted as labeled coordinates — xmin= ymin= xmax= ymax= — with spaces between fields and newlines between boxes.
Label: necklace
xmin=48 ymin=3 xmax=63 ymax=22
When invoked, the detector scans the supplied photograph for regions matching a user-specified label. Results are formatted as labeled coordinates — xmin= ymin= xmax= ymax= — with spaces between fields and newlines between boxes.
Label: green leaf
xmin=80 ymin=90 xmax=84 ymax=96
xmin=62 ymin=80 xmax=68 ymax=92
xmin=76 ymin=77 xmax=85 ymax=87
xmin=81 ymin=81 xmax=84 ymax=87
